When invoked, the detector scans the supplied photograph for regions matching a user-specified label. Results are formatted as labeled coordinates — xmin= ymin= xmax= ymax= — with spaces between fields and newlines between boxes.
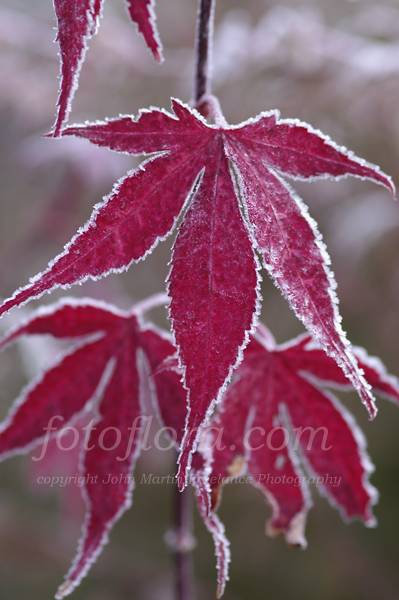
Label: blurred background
xmin=0 ymin=0 xmax=398 ymax=598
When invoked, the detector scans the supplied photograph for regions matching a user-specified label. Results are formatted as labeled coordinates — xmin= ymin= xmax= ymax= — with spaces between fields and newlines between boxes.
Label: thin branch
xmin=166 ymin=482 xmax=196 ymax=600
xmin=194 ymin=0 xmax=216 ymax=104
xmin=174 ymin=487 xmax=195 ymax=600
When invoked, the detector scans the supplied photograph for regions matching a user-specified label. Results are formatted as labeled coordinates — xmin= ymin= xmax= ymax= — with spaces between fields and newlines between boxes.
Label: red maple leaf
xmin=0 ymin=296 xmax=229 ymax=597
xmin=53 ymin=0 xmax=162 ymax=135
xmin=201 ymin=323 xmax=399 ymax=553
xmin=0 ymin=297 xmax=176 ymax=598
xmin=0 ymin=100 xmax=394 ymax=490
xmin=148 ymin=319 xmax=399 ymax=596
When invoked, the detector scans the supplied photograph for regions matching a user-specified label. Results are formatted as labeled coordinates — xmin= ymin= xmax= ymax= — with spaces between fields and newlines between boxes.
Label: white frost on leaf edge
xmin=239 ymin=114 xmax=395 ymax=194
xmin=134 ymin=324 xmax=232 ymax=596
xmin=126 ymin=0 xmax=164 ymax=62
xmin=231 ymin=152 xmax=377 ymax=419
xmin=53 ymin=0 xmax=104 ymax=135
xmin=0 ymin=333 xmax=109 ymax=463
xmin=352 ymin=345 xmax=399 ymax=406
xmin=246 ymin=403 xmax=312 ymax=549
xmin=61 ymin=97 xmax=395 ymax=196
xmin=191 ymin=458 xmax=231 ymax=599
xmin=288 ymin=373 xmax=378 ymax=528
xmin=0 ymin=296 xmax=127 ymax=349
xmin=167 ymin=157 xmax=263 ymax=490
xmin=0 ymin=155 xmax=200 ymax=320
xmin=55 ymin=349 xmax=146 ymax=599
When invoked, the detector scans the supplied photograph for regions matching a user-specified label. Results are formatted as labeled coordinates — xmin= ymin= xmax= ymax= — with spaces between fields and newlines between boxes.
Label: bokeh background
xmin=0 ymin=0 xmax=398 ymax=598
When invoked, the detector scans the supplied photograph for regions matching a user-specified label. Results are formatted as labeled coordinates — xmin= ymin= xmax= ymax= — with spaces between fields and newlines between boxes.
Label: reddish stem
xmin=194 ymin=0 xmax=216 ymax=104
xmin=174 ymin=487 xmax=195 ymax=600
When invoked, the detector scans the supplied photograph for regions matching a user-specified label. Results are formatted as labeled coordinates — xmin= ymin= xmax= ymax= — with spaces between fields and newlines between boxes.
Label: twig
xmin=175 ymin=487 xmax=195 ymax=600
xmin=194 ymin=0 xmax=216 ymax=104
xmin=166 ymin=483 xmax=196 ymax=600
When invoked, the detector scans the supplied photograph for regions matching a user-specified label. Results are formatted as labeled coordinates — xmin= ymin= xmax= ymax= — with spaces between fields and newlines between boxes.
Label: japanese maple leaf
xmin=150 ymin=319 xmax=399 ymax=597
xmin=0 ymin=100 xmax=394 ymax=490
xmin=202 ymin=323 xmax=399 ymax=553
xmin=0 ymin=297 xmax=178 ymax=598
xmin=0 ymin=297 xmax=228 ymax=598
xmin=53 ymin=0 xmax=162 ymax=135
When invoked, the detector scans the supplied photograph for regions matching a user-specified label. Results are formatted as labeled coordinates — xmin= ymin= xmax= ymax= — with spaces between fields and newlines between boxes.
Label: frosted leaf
xmin=0 ymin=99 xmax=394 ymax=486
xmin=205 ymin=322 xmax=399 ymax=546
xmin=0 ymin=297 xmax=178 ymax=596
xmin=52 ymin=0 xmax=162 ymax=135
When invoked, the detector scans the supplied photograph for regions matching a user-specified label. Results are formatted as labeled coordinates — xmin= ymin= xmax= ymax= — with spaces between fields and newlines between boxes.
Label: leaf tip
xmin=154 ymin=49 xmax=164 ymax=64
xmin=216 ymin=583 xmax=225 ymax=599
xmin=365 ymin=513 xmax=378 ymax=528
xmin=176 ymin=468 xmax=188 ymax=492
xmin=55 ymin=580 xmax=73 ymax=600
xmin=266 ymin=511 xmax=308 ymax=549
xmin=381 ymin=174 xmax=396 ymax=198
xmin=366 ymin=398 xmax=378 ymax=421
xmin=176 ymin=443 xmax=192 ymax=491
